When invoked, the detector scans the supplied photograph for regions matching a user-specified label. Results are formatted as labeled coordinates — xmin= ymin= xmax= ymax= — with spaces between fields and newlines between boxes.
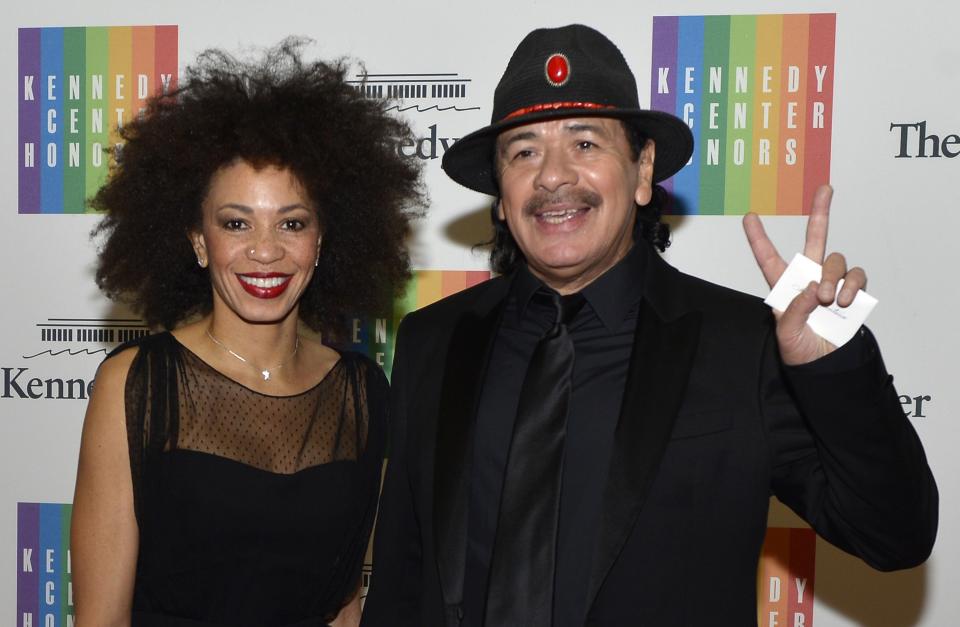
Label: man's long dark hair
xmin=487 ymin=123 xmax=673 ymax=275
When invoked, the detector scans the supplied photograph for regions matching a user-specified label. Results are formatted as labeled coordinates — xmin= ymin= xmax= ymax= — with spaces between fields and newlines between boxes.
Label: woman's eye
xmin=223 ymin=219 xmax=246 ymax=231
xmin=281 ymin=219 xmax=306 ymax=231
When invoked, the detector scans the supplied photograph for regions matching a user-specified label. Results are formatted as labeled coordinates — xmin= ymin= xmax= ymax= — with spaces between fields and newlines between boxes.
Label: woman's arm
xmin=71 ymin=348 xmax=140 ymax=627
xmin=329 ymin=583 xmax=362 ymax=627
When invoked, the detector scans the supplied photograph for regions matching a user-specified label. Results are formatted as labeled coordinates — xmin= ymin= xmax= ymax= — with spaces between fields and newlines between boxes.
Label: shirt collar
xmin=512 ymin=262 xmax=546 ymax=321
xmin=512 ymin=242 xmax=647 ymax=332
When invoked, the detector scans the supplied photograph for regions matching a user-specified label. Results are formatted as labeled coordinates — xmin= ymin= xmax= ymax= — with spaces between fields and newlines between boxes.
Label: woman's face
xmin=190 ymin=160 xmax=322 ymax=326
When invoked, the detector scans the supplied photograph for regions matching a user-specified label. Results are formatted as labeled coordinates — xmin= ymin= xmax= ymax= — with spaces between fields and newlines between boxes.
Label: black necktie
xmin=485 ymin=290 xmax=585 ymax=626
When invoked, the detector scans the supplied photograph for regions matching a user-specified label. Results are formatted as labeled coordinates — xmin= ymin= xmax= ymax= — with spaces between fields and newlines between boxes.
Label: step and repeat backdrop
xmin=3 ymin=0 xmax=957 ymax=625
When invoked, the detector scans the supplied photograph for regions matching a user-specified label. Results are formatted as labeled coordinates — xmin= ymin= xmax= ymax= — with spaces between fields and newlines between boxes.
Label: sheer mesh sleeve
xmin=117 ymin=333 xmax=182 ymax=527
xmin=320 ymin=354 xmax=390 ymax=618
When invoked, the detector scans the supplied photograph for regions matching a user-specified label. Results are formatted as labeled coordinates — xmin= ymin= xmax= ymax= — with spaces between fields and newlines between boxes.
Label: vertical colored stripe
xmin=465 ymin=271 xmax=491 ymax=288
xmin=17 ymin=503 xmax=40 ymax=625
xmin=38 ymin=504 xmax=63 ymax=621
xmin=18 ymin=29 xmax=41 ymax=214
xmin=63 ymin=27 xmax=86 ymax=213
xmin=375 ymin=311 xmax=394 ymax=378
xmin=698 ymin=15 xmax=729 ymax=215
xmin=776 ymin=14 xmax=810 ymax=215
xmin=441 ymin=271 xmax=467 ymax=297
xmin=757 ymin=527 xmax=790 ymax=625
xmin=803 ymin=14 xmax=836 ymax=214
xmin=650 ymin=16 xmax=679 ymax=200
xmin=40 ymin=28 xmax=64 ymax=214
xmin=85 ymin=26 xmax=110 ymax=207
xmin=394 ymin=274 xmax=419 ymax=328
xmin=673 ymin=16 xmax=704 ymax=214
xmin=132 ymin=26 xmax=156 ymax=120
xmin=749 ymin=15 xmax=782 ymax=215
xmin=788 ymin=528 xmax=816 ymax=624
xmin=60 ymin=505 xmax=74 ymax=622
xmin=723 ymin=15 xmax=755 ymax=214
xmin=108 ymin=27 xmax=133 ymax=152
xmin=348 ymin=317 xmax=366 ymax=360
xmin=416 ymin=271 xmax=443 ymax=308
xmin=155 ymin=25 xmax=179 ymax=95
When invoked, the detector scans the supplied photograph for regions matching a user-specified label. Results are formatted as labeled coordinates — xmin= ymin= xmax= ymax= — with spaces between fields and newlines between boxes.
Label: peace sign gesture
xmin=742 ymin=185 xmax=868 ymax=366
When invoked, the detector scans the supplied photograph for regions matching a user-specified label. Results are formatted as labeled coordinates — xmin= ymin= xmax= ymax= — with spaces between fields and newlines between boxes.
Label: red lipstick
xmin=236 ymin=272 xmax=293 ymax=299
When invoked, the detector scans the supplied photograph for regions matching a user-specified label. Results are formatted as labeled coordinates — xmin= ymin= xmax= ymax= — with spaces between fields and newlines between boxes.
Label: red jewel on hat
xmin=545 ymin=53 xmax=570 ymax=87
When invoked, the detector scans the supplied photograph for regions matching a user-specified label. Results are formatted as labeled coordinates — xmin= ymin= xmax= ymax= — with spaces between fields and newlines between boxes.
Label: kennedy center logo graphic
xmin=651 ymin=14 xmax=836 ymax=215
xmin=347 ymin=71 xmax=479 ymax=162
xmin=18 ymin=503 xmax=73 ymax=627
xmin=18 ymin=25 xmax=178 ymax=214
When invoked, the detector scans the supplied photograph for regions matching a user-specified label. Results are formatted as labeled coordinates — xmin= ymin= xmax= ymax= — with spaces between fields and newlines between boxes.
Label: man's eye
xmin=577 ymin=140 xmax=596 ymax=150
xmin=512 ymin=149 xmax=534 ymax=160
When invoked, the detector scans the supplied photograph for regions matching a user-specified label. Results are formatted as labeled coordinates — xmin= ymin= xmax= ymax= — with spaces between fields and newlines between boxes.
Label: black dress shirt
xmin=464 ymin=244 xmax=646 ymax=627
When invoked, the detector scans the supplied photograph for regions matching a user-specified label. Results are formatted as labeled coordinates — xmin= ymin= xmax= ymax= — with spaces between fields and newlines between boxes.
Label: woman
xmin=71 ymin=40 xmax=423 ymax=627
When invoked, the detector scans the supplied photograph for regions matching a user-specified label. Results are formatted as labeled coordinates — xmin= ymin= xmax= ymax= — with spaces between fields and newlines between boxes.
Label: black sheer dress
xmin=116 ymin=332 xmax=386 ymax=627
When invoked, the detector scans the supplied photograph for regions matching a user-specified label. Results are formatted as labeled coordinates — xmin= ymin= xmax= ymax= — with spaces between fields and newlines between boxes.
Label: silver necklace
xmin=205 ymin=328 xmax=300 ymax=381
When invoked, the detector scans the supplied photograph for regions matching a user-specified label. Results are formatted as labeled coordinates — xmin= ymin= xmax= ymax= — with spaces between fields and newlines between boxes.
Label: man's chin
xmin=527 ymin=257 xmax=593 ymax=286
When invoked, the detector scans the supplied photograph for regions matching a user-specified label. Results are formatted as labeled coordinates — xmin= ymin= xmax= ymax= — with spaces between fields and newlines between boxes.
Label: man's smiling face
xmin=495 ymin=117 xmax=655 ymax=293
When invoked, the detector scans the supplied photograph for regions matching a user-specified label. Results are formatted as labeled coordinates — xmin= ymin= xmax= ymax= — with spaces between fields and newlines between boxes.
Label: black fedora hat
xmin=441 ymin=24 xmax=694 ymax=196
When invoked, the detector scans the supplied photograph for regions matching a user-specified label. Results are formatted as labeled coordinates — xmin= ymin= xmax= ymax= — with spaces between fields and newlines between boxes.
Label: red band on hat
xmin=503 ymin=101 xmax=616 ymax=120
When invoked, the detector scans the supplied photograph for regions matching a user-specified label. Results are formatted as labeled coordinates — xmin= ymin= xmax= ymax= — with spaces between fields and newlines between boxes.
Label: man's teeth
xmin=240 ymin=275 xmax=289 ymax=288
xmin=539 ymin=208 xmax=582 ymax=224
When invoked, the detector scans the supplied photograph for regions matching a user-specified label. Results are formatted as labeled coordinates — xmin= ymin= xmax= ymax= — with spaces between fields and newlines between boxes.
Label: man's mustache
xmin=523 ymin=189 xmax=603 ymax=215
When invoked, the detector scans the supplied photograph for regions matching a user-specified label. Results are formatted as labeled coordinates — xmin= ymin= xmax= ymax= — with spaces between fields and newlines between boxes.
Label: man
xmin=362 ymin=24 xmax=937 ymax=627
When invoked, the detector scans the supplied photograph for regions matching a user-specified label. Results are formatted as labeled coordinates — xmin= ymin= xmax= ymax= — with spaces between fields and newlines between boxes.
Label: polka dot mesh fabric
xmin=123 ymin=333 xmax=382 ymax=521
xmin=174 ymin=347 xmax=369 ymax=474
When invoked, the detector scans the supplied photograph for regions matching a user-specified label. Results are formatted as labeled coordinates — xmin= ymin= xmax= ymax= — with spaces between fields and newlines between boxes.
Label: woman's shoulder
xmin=93 ymin=345 xmax=139 ymax=401
xmin=100 ymin=331 xmax=181 ymax=393
xmin=87 ymin=335 xmax=175 ymax=426
xmin=332 ymin=350 xmax=390 ymax=455
xmin=335 ymin=349 xmax=389 ymax=389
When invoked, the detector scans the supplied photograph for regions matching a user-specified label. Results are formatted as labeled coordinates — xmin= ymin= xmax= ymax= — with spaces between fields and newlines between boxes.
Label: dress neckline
xmin=165 ymin=331 xmax=346 ymax=399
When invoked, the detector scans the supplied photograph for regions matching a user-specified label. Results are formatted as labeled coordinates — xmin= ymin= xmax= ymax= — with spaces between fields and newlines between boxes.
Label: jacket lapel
xmin=586 ymin=254 xmax=702 ymax=609
xmin=433 ymin=279 xmax=509 ymax=608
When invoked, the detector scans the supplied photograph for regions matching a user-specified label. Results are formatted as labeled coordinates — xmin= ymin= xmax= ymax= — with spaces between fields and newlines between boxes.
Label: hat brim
xmin=441 ymin=107 xmax=694 ymax=196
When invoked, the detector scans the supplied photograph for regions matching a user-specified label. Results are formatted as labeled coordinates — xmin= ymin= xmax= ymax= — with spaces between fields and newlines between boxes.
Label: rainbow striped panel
xmin=651 ymin=14 xmax=835 ymax=215
xmin=757 ymin=527 xmax=816 ymax=626
xmin=342 ymin=270 xmax=491 ymax=379
xmin=17 ymin=503 xmax=74 ymax=626
xmin=18 ymin=25 xmax=178 ymax=214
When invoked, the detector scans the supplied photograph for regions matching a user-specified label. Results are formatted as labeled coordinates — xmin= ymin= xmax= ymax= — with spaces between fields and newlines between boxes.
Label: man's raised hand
xmin=742 ymin=185 xmax=868 ymax=365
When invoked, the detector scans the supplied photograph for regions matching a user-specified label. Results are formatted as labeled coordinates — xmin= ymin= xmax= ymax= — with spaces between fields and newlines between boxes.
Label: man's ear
xmin=634 ymin=139 xmax=656 ymax=206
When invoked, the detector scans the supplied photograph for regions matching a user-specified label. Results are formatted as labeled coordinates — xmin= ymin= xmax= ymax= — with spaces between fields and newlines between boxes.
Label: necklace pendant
xmin=205 ymin=327 xmax=298 ymax=384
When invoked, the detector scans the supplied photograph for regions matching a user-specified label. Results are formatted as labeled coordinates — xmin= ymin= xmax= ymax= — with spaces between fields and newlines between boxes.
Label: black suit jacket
xmin=362 ymin=245 xmax=937 ymax=627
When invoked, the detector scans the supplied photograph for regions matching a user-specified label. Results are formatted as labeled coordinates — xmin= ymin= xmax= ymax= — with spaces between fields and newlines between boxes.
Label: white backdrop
xmin=3 ymin=1 xmax=957 ymax=625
